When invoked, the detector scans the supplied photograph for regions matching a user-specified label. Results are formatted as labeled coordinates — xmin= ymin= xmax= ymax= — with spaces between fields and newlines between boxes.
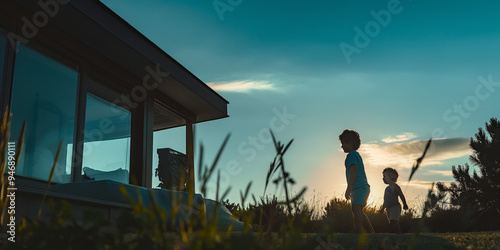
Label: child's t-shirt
xmin=345 ymin=150 xmax=369 ymax=189
xmin=384 ymin=185 xmax=400 ymax=208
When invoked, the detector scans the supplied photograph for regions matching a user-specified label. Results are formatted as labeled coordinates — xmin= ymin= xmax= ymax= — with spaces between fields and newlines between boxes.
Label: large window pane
xmin=10 ymin=44 xmax=78 ymax=183
xmin=82 ymin=92 xmax=131 ymax=184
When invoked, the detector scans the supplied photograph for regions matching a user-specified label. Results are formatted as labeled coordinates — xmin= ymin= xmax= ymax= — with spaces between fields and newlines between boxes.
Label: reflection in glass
xmin=10 ymin=44 xmax=78 ymax=183
xmin=82 ymin=92 xmax=131 ymax=184
xmin=152 ymin=102 xmax=186 ymax=189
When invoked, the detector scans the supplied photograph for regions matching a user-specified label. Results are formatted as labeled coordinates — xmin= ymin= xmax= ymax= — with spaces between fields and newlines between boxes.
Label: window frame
xmin=9 ymin=41 xmax=80 ymax=182
xmin=0 ymin=33 xmax=148 ymax=186
xmin=0 ymin=17 xmax=170 ymax=188
xmin=0 ymin=28 xmax=16 ymax=120
xmin=77 ymin=75 xmax=134 ymax=183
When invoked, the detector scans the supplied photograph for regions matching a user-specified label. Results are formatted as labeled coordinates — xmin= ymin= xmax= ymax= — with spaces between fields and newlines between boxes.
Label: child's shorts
xmin=386 ymin=204 xmax=401 ymax=222
xmin=351 ymin=185 xmax=370 ymax=206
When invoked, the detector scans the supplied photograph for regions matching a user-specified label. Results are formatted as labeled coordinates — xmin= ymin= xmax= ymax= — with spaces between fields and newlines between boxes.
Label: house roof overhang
xmin=4 ymin=0 xmax=228 ymax=124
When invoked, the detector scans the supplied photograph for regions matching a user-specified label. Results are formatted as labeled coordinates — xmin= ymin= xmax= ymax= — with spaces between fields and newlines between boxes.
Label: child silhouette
xmin=382 ymin=167 xmax=409 ymax=233
xmin=339 ymin=129 xmax=375 ymax=234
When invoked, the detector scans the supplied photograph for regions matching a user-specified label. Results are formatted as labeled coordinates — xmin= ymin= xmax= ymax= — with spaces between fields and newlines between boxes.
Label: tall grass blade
xmin=119 ymin=185 xmax=135 ymax=205
xmin=264 ymin=162 xmax=275 ymax=195
xmin=213 ymin=170 xmax=221 ymax=229
xmin=240 ymin=182 xmax=252 ymax=209
xmin=288 ymin=187 xmax=307 ymax=204
xmin=38 ymin=139 xmax=63 ymax=217
xmin=3 ymin=121 xmax=26 ymax=222
xmin=147 ymin=189 xmax=168 ymax=246
xmin=201 ymin=134 xmax=230 ymax=195
xmin=207 ymin=134 xmax=230 ymax=178
xmin=0 ymin=114 xmax=24 ymax=225
xmin=0 ymin=109 xmax=12 ymax=225
xmin=409 ymin=138 xmax=432 ymax=181
xmin=271 ymin=158 xmax=281 ymax=176
xmin=13 ymin=121 xmax=26 ymax=169
xmin=270 ymin=130 xmax=279 ymax=152
xmin=46 ymin=140 xmax=63 ymax=187
xmin=198 ymin=143 xmax=204 ymax=182
xmin=220 ymin=187 xmax=232 ymax=205
xmin=280 ymin=159 xmax=292 ymax=215
xmin=282 ymin=139 xmax=294 ymax=155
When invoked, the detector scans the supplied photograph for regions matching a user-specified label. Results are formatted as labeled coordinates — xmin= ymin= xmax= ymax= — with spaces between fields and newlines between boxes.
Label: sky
xmin=101 ymin=0 xmax=500 ymax=212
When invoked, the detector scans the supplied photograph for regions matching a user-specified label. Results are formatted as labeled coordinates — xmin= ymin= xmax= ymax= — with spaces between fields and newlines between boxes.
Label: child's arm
xmin=395 ymin=184 xmax=409 ymax=210
xmin=345 ymin=164 xmax=357 ymax=200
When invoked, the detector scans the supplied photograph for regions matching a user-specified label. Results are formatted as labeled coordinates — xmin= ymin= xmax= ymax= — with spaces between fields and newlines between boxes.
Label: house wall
xmin=17 ymin=188 xmax=128 ymax=225
xmin=0 ymin=2 xmax=190 ymax=189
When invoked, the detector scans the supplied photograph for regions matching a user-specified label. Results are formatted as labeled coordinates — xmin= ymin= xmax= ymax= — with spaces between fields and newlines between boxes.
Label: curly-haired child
xmin=339 ymin=129 xmax=375 ymax=233
xmin=382 ymin=167 xmax=409 ymax=233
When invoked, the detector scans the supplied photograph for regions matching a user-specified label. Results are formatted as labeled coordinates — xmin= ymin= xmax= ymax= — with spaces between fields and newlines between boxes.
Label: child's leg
xmin=351 ymin=205 xmax=364 ymax=233
xmin=351 ymin=186 xmax=375 ymax=233
xmin=362 ymin=211 xmax=375 ymax=233
xmin=352 ymin=205 xmax=375 ymax=233
xmin=390 ymin=220 xmax=401 ymax=234
xmin=386 ymin=205 xmax=402 ymax=233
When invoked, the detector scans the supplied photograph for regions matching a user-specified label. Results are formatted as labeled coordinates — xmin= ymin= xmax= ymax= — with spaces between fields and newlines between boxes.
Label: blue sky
xmin=101 ymin=0 xmax=500 ymax=210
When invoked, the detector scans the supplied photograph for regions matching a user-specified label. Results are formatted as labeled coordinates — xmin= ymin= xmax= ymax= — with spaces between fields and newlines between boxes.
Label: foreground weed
xmin=0 ymin=108 xmax=25 ymax=225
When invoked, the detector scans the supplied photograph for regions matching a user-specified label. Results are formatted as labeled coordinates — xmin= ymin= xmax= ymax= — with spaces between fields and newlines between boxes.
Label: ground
xmin=311 ymin=231 xmax=500 ymax=250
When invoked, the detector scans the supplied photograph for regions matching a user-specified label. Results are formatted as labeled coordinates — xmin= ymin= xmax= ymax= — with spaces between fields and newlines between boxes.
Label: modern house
xmin=1 ymin=0 xmax=228 ymax=221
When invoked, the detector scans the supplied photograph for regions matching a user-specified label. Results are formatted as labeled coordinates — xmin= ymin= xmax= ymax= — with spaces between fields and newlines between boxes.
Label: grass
xmin=314 ymin=231 xmax=500 ymax=250
xmin=2 ymin=108 xmax=499 ymax=250
xmin=439 ymin=231 xmax=500 ymax=250
xmin=149 ymin=231 xmax=500 ymax=249
xmin=114 ymin=231 xmax=500 ymax=249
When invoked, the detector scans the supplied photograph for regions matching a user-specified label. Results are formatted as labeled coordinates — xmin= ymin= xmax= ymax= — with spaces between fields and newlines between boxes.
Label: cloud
xmin=381 ymin=132 xmax=417 ymax=143
xmin=359 ymin=138 xmax=471 ymax=171
xmin=401 ymin=180 xmax=454 ymax=191
xmin=425 ymin=170 xmax=454 ymax=177
xmin=207 ymin=80 xmax=277 ymax=92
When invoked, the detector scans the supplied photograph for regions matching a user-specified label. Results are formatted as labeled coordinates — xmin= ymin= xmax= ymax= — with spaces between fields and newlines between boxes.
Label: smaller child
xmin=382 ymin=168 xmax=408 ymax=233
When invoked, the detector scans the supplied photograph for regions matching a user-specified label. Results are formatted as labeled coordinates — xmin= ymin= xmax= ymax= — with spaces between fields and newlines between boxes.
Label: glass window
xmin=81 ymin=92 xmax=131 ymax=184
xmin=152 ymin=102 xmax=186 ymax=189
xmin=153 ymin=127 xmax=186 ymax=189
xmin=10 ymin=44 xmax=78 ymax=183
